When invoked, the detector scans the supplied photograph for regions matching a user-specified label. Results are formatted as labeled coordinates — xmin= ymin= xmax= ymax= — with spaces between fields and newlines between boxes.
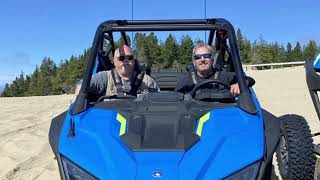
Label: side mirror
xmin=246 ymin=76 xmax=255 ymax=87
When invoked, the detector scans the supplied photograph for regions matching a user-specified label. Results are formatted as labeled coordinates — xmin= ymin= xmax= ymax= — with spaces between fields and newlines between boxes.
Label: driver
xmin=75 ymin=45 xmax=159 ymax=99
xmin=175 ymin=43 xmax=240 ymax=95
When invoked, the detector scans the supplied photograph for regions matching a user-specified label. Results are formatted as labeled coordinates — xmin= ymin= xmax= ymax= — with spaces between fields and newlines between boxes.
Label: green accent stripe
xmin=196 ymin=112 xmax=211 ymax=136
xmin=116 ymin=113 xmax=127 ymax=136
xmin=314 ymin=53 xmax=320 ymax=66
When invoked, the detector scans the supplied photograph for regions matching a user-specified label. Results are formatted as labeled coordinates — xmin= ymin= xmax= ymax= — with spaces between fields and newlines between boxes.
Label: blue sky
xmin=0 ymin=0 xmax=319 ymax=86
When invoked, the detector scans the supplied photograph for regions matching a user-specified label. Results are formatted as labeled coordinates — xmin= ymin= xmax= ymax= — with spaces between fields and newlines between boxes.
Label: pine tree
xmin=293 ymin=42 xmax=303 ymax=61
xmin=250 ymin=41 xmax=262 ymax=65
xmin=1 ymin=83 xmax=12 ymax=97
xmin=38 ymin=57 xmax=56 ymax=95
xmin=279 ymin=45 xmax=286 ymax=62
xmin=270 ymin=42 xmax=285 ymax=63
xmin=251 ymin=35 xmax=273 ymax=65
xmin=160 ymin=34 xmax=178 ymax=68
xmin=236 ymin=28 xmax=244 ymax=48
xmin=134 ymin=33 xmax=147 ymax=62
xmin=24 ymin=75 xmax=31 ymax=96
xmin=242 ymin=39 xmax=252 ymax=64
xmin=286 ymin=42 xmax=294 ymax=62
xmin=177 ymin=35 xmax=194 ymax=67
xmin=304 ymin=40 xmax=318 ymax=60
xmin=237 ymin=28 xmax=252 ymax=64
xmin=142 ymin=32 xmax=161 ymax=67
xmin=194 ymin=39 xmax=204 ymax=45
xmin=16 ymin=72 xmax=25 ymax=96
xmin=52 ymin=60 xmax=68 ymax=94
xmin=10 ymin=78 xmax=20 ymax=97
xmin=28 ymin=66 xmax=40 ymax=96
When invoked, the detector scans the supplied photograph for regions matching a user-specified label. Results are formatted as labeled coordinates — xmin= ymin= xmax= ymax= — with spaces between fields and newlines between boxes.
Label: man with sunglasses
xmin=76 ymin=45 xmax=159 ymax=100
xmin=175 ymin=43 xmax=240 ymax=96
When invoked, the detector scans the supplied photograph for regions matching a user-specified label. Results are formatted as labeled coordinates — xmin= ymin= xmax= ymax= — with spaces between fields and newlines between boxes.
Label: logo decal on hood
xmin=152 ymin=171 xmax=163 ymax=178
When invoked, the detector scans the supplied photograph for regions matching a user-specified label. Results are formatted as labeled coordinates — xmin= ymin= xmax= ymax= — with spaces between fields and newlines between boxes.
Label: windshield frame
xmin=72 ymin=18 xmax=257 ymax=115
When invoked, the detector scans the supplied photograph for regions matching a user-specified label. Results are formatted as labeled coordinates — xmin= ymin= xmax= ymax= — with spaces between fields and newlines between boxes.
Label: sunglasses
xmin=117 ymin=55 xmax=134 ymax=61
xmin=193 ymin=53 xmax=212 ymax=60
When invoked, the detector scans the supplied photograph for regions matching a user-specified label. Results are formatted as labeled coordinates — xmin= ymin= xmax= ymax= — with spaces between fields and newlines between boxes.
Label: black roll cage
xmin=306 ymin=59 xmax=320 ymax=120
xmin=72 ymin=18 xmax=258 ymax=115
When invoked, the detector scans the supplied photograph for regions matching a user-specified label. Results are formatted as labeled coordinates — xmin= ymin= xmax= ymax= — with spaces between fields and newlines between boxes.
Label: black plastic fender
xmin=257 ymin=109 xmax=280 ymax=180
xmin=48 ymin=111 xmax=67 ymax=156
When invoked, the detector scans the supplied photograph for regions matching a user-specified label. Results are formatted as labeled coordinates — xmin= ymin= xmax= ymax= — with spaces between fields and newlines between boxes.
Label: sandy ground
xmin=0 ymin=95 xmax=74 ymax=180
xmin=246 ymin=67 xmax=320 ymax=135
xmin=0 ymin=66 xmax=319 ymax=180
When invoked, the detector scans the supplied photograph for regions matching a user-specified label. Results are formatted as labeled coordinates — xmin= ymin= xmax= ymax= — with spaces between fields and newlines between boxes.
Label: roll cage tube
xmin=121 ymin=32 xmax=130 ymax=46
xmin=72 ymin=19 xmax=257 ymax=115
xmin=306 ymin=59 xmax=320 ymax=120
xmin=224 ymin=20 xmax=257 ymax=114
xmin=71 ymin=22 xmax=105 ymax=115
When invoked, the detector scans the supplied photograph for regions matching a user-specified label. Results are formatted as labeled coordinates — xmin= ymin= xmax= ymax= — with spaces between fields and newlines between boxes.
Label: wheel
xmin=276 ymin=114 xmax=316 ymax=180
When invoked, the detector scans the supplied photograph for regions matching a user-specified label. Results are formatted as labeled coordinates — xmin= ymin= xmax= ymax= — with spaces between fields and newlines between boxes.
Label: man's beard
xmin=117 ymin=63 xmax=133 ymax=76
xmin=196 ymin=63 xmax=210 ymax=72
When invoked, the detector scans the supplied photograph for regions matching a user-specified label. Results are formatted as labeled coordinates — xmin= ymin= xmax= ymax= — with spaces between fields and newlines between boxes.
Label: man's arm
xmin=143 ymin=75 xmax=160 ymax=93
xmin=74 ymin=71 xmax=109 ymax=97
xmin=175 ymin=75 xmax=193 ymax=93
xmin=220 ymin=71 xmax=240 ymax=96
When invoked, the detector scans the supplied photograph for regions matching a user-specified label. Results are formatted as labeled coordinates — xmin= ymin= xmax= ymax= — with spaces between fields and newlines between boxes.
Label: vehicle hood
xmin=58 ymin=106 xmax=264 ymax=180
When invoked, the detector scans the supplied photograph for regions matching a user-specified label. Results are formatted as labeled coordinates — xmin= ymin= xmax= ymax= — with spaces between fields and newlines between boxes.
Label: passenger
xmin=175 ymin=43 xmax=240 ymax=95
xmin=75 ymin=45 xmax=159 ymax=99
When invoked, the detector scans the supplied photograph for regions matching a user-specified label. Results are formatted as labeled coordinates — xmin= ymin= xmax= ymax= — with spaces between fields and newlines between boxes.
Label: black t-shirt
xmin=175 ymin=70 xmax=237 ymax=94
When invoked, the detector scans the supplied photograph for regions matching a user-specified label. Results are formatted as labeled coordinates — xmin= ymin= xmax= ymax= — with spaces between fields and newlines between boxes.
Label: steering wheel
xmin=97 ymin=94 xmax=136 ymax=102
xmin=190 ymin=79 xmax=234 ymax=101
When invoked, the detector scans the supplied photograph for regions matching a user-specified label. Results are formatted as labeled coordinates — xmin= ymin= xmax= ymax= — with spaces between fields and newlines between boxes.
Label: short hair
xmin=192 ymin=43 xmax=214 ymax=60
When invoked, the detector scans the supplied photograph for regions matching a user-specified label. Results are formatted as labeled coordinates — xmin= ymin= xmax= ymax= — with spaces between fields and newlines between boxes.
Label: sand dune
xmin=0 ymin=66 xmax=319 ymax=180
xmin=0 ymin=95 xmax=74 ymax=180
xmin=246 ymin=67 xmax=320 ymax=135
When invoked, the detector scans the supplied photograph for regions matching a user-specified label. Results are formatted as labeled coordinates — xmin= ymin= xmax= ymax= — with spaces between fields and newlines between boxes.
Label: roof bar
xmin=127 ymin=19 xmax=211 ymax=25
xmin=105 ymin=25 xmax=222 ymax=32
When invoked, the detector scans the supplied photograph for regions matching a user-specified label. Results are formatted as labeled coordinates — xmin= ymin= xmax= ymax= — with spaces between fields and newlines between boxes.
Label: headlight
xmin=61 ymin=156 xmax=98 ymax=180
xmin=224 ymin=161 xmax=260 ymax=180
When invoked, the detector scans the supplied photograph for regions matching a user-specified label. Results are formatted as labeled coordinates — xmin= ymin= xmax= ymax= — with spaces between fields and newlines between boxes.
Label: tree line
xmin=1 ymin=49 xmax=91 ymax=97
xmin=1 ymin=29 xmax=319 ymax=97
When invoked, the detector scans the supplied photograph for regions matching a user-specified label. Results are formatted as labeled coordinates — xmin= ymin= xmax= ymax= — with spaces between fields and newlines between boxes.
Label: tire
xmin=276 ymin=114 xmax=316 ymax=180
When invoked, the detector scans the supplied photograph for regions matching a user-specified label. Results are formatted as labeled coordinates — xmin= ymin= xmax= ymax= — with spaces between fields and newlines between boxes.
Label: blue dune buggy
xmin=49 ymin=19 xmax=315 ymax=180
xmin=306 ymin=52 xmax=320 ymax=179
xmin=306 ymin=52 xmax=320 ymax=124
